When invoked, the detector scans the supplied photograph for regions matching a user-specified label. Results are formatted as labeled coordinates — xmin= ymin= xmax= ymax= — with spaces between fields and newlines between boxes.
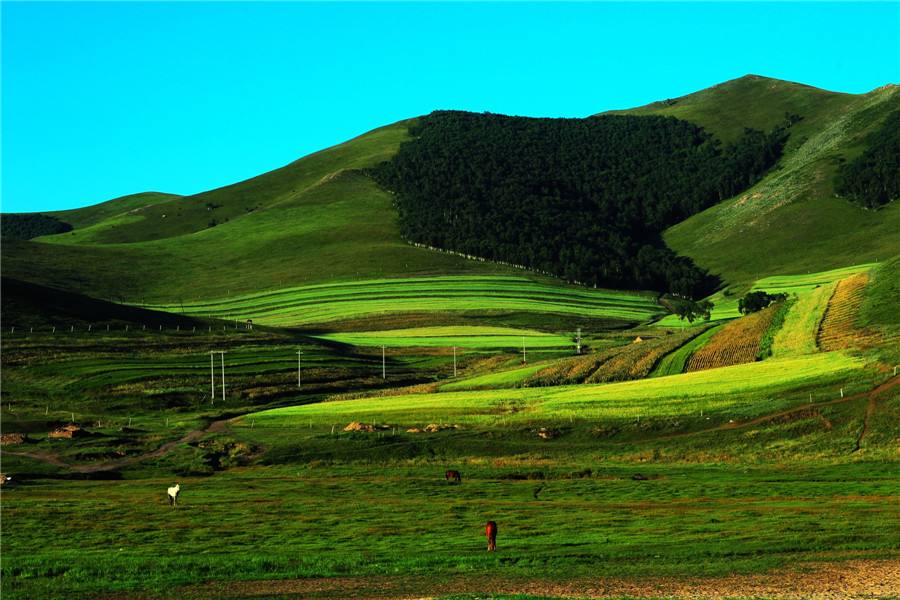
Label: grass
xmin=772 ymin=284 xmax=834 ymax=358
xmin=139 ymin=276 xmax=663 ymax=327
xmin=1 ymin=307 xmax=896 ymax=598
xmin=859 ymin=255 xmax=900 ymax=333
xmin=2 ymin=124 xmax=516 ymax=305
xmin=4 ymin=461 xmax=897 ymax=598
xmin=440 ymin=362 xmax=551 ymax=391
xmin=46 ymin=192 xmax=183 ymax=228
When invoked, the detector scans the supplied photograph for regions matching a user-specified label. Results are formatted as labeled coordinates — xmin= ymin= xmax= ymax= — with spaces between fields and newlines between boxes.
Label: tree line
xmin=373 ymin=111 xmax=789 ymax=297
xmin=1 ymin=213 xmax=73 ymax=240
xmin=836 ymin=109 xmax=900 ymax=209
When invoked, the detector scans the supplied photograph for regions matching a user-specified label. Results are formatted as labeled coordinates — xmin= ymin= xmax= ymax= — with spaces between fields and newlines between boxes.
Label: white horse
xmin=167 ymin=483 xmax=180 ymax=508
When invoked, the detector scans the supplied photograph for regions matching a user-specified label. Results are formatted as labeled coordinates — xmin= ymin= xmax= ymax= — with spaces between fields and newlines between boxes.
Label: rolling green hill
xmin=3 ymin=75 xmax=897 ymax=328
xmin=612 ymin=74 xmax=900 ymax=288
xmin=2 ymin=124 xmax=507 ymax=304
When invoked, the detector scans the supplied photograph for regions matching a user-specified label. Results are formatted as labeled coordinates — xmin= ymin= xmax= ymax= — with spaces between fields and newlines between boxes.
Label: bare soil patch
xmin=112 ymin=557 xmax=900 ymax=599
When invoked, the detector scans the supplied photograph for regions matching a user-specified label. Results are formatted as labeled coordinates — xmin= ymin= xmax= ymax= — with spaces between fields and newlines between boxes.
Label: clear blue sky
xmin=2 ymin=1 xmax=898 ymax=213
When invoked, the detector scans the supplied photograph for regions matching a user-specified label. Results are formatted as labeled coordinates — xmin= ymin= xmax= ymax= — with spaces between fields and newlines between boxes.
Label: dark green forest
xmin=836 ymin=110 xmax=900 ymax=209
xmin=1 ymin=213 xmax=72 ymax=240
xmin=374 ymin=111 xmax=788 ymax=297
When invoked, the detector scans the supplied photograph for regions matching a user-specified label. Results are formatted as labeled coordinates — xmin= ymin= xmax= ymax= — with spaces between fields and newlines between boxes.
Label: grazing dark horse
xmin=445 ymin=470 xmax=462 ymax=483
xmin=485 ymin=520 xmax=497 ymax=552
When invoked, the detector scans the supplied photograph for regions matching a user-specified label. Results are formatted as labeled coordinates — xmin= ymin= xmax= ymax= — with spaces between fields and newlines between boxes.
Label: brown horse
xmin=485 ymin=520 xmax=497 ymax=551
xmin=445 ymin=470 xmax=461 ymax=483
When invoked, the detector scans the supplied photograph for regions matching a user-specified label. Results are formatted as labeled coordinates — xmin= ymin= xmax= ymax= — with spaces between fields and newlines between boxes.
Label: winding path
xmin=659 ymin=374 xmax=898 ymax=441
xmin=5 ymin=418 xmax=230 ymax=474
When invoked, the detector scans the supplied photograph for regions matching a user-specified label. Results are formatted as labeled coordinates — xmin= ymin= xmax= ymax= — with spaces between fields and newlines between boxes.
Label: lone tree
xmin=739 ymin=291 xmax=786 ymax=314
xmin=671 ymin=298 xmax=714 ymax=323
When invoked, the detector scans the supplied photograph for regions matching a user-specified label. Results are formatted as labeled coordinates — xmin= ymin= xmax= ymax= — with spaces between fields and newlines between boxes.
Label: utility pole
xmin=522 ymin=336 xmax=526 ymax=364
xmin=453 ymin=346 xmax=457 ymax=377
xmin=209 ymin=350 xmax=226 ymax=402
xmin=297 ymin=349 xmax=303 ymax=388
xmin=576 ymin=327 xmax=582 ymax=355
xmin=382 ymin=345 xmax=386 ymax=380
xmin=220 ymin=351 xmax=226 ymax=402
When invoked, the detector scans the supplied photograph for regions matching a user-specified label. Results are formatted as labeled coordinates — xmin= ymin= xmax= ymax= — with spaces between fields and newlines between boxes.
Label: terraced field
xmin=315 ymin=326 xmax=574 ymax=349
xmin=440 ymin=361 xmax=551 ymax=391
xmin=142 ymin=276 xmax=663 ymax=327
xmin=9 ymin=344 xmax=370 ymax=394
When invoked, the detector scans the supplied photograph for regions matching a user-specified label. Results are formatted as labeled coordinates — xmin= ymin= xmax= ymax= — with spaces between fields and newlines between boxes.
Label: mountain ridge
xmin=3 ymin=75 xmax=897 ymax=311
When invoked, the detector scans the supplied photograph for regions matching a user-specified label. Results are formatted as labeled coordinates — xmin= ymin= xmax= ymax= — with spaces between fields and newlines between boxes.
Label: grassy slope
xmin=4 ymin=124 xmax=512 ymax=302
xmin=0 ymin=276 xmax=203 ymax=330
xmin=45 ymin=191 xmax=182 ymax=229
xmin=643 ymin=76 xmax=900 ymax=288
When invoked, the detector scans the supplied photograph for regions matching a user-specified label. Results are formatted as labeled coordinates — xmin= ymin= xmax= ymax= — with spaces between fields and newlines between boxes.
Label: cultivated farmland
xmin=685 ymin=304 xmax=780 ymax=371
xmin=141 ymin=276 xmax=663 ymax=327
xmin=315 ymin=326 xmax=574 ymax=349
xmin=247 ymin=352 xmax=866 ymax=428
xmin=817 ymin=273 xmax=879 ymax=350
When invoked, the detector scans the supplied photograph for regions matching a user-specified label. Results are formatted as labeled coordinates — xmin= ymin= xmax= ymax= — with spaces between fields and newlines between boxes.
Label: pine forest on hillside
xmin=374 ymin=111 xmax=790 ymax=297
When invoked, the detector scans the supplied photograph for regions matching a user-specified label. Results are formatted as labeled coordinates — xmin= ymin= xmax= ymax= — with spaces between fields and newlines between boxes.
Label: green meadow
xmin=245 ymin=352 xmax=868 ymax=429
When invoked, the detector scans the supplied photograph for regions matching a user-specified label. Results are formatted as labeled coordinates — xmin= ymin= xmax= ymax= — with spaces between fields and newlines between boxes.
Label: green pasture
xmin=141 ymin=276 xmax=663 ymax=327
xmin=440 ymin=361 xmax=551 ymax=391
xmin=246 ymin=352 xmax=867 ymax=429
xmin=4 ymin=460 xmax=897 ymax=598
xmin=4 ymin=124 xmax=508 ymax=303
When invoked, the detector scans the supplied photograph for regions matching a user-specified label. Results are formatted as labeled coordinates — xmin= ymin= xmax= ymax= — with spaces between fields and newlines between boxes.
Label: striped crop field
xmin=656 ymin=263 xmax=876 ymax=327
xmin=141 ymin=276 xmax=663 ymax=327
xmin=650 ymin=324 xmax=722 ymax=377
xmin=584 ymin=328 xmax=709 ymax=383
xmin=817 ymin=273 xmax=881 ymax=351
xmin=686 ymin=305 xmax=780 ymax=372
xmin=512 ymin=328 xmax=703 ymax=386
xmin=12 ymin=344 xmax=373 ymax=394
xmin=314 ymin=326 xmax=573 ymax=349
xmin=244 ymin=352 xmax=866 ymax=428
